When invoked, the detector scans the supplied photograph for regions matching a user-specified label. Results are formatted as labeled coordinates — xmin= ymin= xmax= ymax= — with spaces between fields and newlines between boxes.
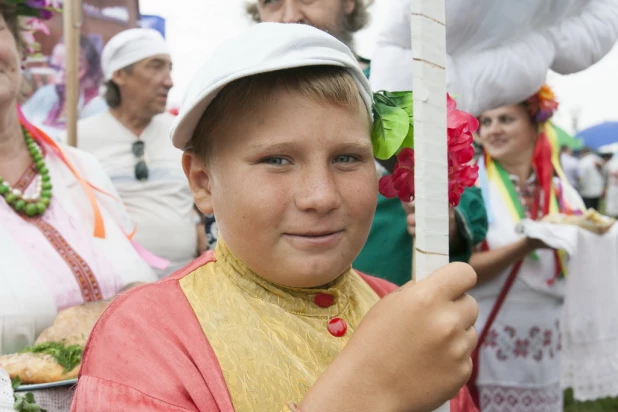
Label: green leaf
xmin=383 ymin=91 xmax=414 ymax=150
xmin=382 ymin=91 xmax=413 ymax=118
xmin=371 ymin=102 xmax=410 ymax=160
xmin=21 ymin=341 xmax=83 ymax=373
xmin=11 ymin=376 xmax=22 ymax=390
xmin=13 ymin=391 xmax=46 ymax=412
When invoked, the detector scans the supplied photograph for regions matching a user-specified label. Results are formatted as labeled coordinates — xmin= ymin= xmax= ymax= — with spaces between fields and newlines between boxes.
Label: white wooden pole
xmin=411 ymin=0 xmax=449 ymax=409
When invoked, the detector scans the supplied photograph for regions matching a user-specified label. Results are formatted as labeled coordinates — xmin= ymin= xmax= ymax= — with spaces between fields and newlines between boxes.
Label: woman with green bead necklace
xmin=0 ymin=2 xmax=156 ymax=356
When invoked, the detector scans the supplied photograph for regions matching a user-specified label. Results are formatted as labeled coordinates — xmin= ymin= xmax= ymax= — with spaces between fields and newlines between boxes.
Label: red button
xmin=314 ymin=293 xmax=334 ymax=308
xmin=328 ymin=318 xmax=347 ymax=337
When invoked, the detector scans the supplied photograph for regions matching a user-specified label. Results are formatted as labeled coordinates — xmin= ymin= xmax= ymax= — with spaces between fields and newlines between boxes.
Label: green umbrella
xmin=552 ymin=123 xmax=584 ymax=150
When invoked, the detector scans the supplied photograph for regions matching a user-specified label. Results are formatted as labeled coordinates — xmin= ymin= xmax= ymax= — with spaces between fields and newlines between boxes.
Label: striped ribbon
xmin=477 ymin=123 xmax=586 ymax=279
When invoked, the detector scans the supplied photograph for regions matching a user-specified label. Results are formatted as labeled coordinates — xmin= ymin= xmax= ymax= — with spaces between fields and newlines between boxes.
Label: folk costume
xmin=72 ymin=23 xmax=476 ymax=412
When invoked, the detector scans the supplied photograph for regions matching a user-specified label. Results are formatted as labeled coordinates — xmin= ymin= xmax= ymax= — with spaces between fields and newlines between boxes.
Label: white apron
xmin=470 ymin=177 xmax=582 ymax=412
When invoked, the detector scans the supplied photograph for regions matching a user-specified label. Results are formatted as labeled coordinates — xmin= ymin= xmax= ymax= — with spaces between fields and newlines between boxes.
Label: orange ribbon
xmin=18 ymin=106 xmax=106 ymax=239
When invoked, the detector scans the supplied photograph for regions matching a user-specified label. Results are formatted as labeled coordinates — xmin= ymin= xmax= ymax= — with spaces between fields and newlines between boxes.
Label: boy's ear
xmin=182 ymin=151 xmax=214 ymax=215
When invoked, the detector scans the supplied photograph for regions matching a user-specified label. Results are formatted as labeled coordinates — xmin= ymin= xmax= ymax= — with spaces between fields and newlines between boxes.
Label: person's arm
xmin=469 ymin=238 xmax=547 ymax=284
xmin=403 ymin=187 xmax=488 ymax=263
xmin=450 ymin=187 xmax=488 ymax=262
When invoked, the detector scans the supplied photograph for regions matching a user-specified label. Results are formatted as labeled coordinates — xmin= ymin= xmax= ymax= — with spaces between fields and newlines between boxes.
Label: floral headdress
xmin=525 ymin=84 xmax=559 ymax=123
xmin=370 ymin=91 xmax=479 ymax=207
xmin=6 ymin=0 xmax=60 ymax=55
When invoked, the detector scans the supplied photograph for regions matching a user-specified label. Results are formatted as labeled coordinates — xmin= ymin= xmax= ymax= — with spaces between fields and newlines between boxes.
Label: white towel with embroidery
xmin=517 ymin=219 xmax=618 ymax=401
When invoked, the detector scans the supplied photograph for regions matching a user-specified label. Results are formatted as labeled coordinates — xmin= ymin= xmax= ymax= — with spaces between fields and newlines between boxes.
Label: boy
xmin=72 ymin=23 xmax=478 ymax=411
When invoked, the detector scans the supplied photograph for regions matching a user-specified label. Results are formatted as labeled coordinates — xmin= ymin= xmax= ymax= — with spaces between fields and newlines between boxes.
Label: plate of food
xmin=1 ymin=341 xmax=83 ymax=391
xmin=13 ymin=377 xmax=78 ymax=392
xmin=542 ymin=208 xmax=616 ymax=235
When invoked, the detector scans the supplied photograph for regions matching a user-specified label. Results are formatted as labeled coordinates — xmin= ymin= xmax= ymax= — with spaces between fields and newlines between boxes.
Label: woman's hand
xmin=403 ymin=201 xmax=458 ymax=240
xmin=301 ymin=263 xmax=479 ymax=411
xmin=524 ymin=237 xmax=551 ymax=252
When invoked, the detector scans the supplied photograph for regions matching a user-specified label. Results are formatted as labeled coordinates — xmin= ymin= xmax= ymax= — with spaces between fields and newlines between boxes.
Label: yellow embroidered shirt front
xmin=179 ymin=239 xmax=381 ymax=411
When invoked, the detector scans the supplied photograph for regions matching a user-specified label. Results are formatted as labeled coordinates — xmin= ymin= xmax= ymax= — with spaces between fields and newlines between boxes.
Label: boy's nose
xmin=295 ymin=168 xmax=342 ymax=214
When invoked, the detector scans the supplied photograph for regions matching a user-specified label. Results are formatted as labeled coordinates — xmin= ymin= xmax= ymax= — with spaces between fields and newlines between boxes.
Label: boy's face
xmin=185 ymin=88 xmax=377 ymax=288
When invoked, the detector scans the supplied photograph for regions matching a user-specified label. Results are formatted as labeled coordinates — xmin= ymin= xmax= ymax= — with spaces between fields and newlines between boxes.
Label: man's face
xmin=256 ymin=0 xmax=356 ymax=46
xmin=113 ymin=54 xmax=173 ymax=116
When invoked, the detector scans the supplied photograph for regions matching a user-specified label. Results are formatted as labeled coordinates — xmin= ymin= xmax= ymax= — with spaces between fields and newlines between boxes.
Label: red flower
xmin=447 ymin=94 xmax=479 ymax=139
xmin=379 ymin=148 xmax=415 ymax=203
xmin=378 ymin=94 xmax=480 ymax=207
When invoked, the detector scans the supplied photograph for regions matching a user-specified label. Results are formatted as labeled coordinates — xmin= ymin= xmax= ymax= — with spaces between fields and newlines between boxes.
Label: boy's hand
xmin=302 ymin=263 xmax=478 ymax=411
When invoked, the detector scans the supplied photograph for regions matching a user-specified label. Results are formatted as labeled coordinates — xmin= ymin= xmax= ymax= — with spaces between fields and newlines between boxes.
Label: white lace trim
xmin=479 ymin=383 xmax=562 ymax=412
xmin=562 ymin=336 xmax=618 ymax=401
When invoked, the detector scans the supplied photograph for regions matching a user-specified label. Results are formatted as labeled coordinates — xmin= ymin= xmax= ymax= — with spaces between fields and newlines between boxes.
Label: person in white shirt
xmin=560 ymin=145 xmax=580 ymax=190
xmin=578 ymin=148 xmax=605 ymax=210
xmin=604 ymin=153 xmax=618 ymax=218
xmin=75 ymin=29 xmax=201 ymax=278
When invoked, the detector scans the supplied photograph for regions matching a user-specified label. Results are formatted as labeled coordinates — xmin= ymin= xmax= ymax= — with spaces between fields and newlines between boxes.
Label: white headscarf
xmin=101 ymin=28 xmax=170 ymax=81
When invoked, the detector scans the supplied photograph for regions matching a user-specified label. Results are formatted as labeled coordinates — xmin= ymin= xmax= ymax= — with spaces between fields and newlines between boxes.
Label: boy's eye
xmin=334 ymin=155 xmax=358 ymax=163
xmin=262 ymin=157 xmax=290 ymax=166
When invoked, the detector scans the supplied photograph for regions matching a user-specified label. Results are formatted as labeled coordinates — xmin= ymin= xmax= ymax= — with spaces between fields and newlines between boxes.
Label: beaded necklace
xmin=0 ymin=127 xmax=52 ymax=217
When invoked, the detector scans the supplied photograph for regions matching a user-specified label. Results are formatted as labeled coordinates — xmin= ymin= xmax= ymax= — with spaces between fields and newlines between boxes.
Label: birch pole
xmin=62 ymin=0 xmax=82 ymax=147
xmin=411 ymin=0 xmax=449 ymax=409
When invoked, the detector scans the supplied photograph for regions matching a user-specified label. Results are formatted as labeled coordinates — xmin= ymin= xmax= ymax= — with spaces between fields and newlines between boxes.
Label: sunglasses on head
xmin=132 ymin=141 xmax=149 ymax=181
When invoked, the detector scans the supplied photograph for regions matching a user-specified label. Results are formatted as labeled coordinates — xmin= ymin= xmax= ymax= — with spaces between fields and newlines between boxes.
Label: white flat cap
xmin=170 ymin=22 xmax=373 ymax=149
xmin=102 ymin=28 xmax=170 ymax=81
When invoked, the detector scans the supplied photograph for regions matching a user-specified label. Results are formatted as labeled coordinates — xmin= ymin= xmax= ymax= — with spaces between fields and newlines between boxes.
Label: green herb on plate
xmin=20 ymin=342 xmax=83 ymax=373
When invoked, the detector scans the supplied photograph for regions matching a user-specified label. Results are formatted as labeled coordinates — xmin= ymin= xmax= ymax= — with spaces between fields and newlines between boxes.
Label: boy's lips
xmin=283 ymin=230 xmax=345 ymax=249
xmin=286 ymin=229 xmax=344 ymax=237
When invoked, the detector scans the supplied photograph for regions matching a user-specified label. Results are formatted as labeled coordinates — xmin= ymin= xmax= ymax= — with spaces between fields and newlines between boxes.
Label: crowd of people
xmin=561 ymin=145 xmax=618 ymax=217
xmin=1 ymin=0 xmax=617 ymax=411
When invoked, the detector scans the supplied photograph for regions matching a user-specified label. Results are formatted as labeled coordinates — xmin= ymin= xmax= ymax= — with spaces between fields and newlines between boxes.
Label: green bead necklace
xmin=0 ymin=127 xmax=52 ymax=217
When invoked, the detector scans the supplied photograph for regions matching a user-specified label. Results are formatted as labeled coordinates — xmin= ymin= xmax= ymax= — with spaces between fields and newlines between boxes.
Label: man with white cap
xmin=76 ymin=28 xmax=202 ymax=278
xmin=72 ymin=23 xmax=478 ymax=412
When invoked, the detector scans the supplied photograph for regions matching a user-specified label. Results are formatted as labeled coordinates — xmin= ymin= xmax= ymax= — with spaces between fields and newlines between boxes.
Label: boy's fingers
xmin=424 ymin=262 xmax=477 ymax=301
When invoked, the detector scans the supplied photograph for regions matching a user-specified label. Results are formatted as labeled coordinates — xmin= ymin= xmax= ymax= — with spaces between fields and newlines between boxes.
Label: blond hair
xmin=190 ymin=66 xmax=368 ymax=162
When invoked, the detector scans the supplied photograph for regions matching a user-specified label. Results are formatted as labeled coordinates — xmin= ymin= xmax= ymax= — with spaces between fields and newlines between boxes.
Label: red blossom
xmin=378 ymin=94 xmax=480 ymax=206
xmin=378 ymin=148 xmax=415 ymax=202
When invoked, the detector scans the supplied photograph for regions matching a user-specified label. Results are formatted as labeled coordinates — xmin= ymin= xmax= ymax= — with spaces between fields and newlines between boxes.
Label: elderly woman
xmin=0 ymin=3 xmax=156 ymax=356
xmin=469 ymin=86 xmax=586 ymax=411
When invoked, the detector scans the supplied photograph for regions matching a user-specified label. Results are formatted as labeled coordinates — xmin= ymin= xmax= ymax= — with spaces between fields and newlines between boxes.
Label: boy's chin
xmin=271 ymin=256 xmax=352 ymax=289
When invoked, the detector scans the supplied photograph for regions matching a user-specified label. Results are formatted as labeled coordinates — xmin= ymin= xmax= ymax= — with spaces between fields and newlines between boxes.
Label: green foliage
xmin=12 ymin=377 xmax=46 ymax=412
xmin=20 ymin=342 xmax=82 ymax=373
xmin=564 ymin=389 xmax=618 ymax=412
xmin=371 ymin=91 xmax=414 ymax=160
